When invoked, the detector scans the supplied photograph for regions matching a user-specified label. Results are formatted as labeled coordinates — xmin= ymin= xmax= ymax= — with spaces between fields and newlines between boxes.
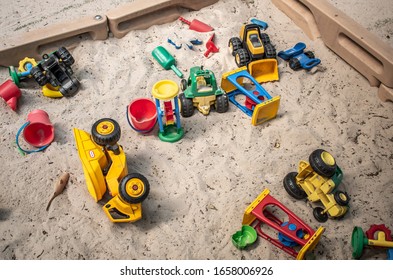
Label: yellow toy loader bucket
xmin=73 ymin=128 xmax=107 ymax=202
xmin=251 ymin=95 xmax=281 ymax=125
xmin=248 ymin=59 xmax=279 ymax=83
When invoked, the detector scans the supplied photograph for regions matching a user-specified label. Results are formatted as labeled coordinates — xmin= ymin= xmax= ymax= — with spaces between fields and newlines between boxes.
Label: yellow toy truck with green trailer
xmin=283 ymin=149 xmax=350 ymax=222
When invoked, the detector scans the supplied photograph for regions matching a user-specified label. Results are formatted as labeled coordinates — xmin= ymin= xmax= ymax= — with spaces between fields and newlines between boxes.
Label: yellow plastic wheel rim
xmin=125 ymin=178 xmax=145 ymax=198
xmin=339 ymin=193 xmax=347 ymax=201
xmin=96 ymin=121 xmax=115 ymax=135
xmin=235 ymin=53 xmax=241 ymax=65
xmin=321 ymin=151 xmax=335 ymax=166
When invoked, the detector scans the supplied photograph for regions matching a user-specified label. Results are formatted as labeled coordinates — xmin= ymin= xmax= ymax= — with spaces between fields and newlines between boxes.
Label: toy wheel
xmin=283 ymin=172 xmax=307 ymax=199
xmin=260 ymin=33 xmax=270 ymax=45
xmin=91 ymin=118 xmax=121 ymax=146
xmin=57 ymin=47 xmax=74 ymax=66
xmin=215 ymin=94 xmax=229 ymax=113
xmin=119 ymin=173 xmax=150 ymax=204
xmin=235 ymin=49 xmax=249 ymax=67
xmin=334 ymin=191 xmax=350 ymax=206
xmin=228 ymin=37 xmax=242 ymax=56
xmin=309 ymin=149 xmax=337 ymax=178
xmin=304 ymin=51 xmax=315 ymax=59
xmin=289 ymin=58 xmax=301 ymax=70
xmin=180 ymin=79 xmax=188 ymax=91
xmin=313 ymin=207 xmax=328 ymax=223
xmin=179 ymin=93 xmax=194 ymax=117
xmin=30 ymin=66 xmax=48 ymax=86
xmin=264 ymin=43 xmax=276 ymax=58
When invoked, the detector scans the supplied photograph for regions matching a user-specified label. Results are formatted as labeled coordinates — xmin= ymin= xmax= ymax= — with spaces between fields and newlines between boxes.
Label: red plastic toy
xmin=204 ymin=33 xmax=219 ymax=58
xmin=241 ymin=188 xmax=324 ymax=259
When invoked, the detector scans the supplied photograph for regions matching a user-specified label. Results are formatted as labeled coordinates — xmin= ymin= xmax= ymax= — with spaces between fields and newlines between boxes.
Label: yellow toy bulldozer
xmin=73 ymin=118 xmax=149 ymax=223
xmin=228 ymin=23 xmax=279 ymax=83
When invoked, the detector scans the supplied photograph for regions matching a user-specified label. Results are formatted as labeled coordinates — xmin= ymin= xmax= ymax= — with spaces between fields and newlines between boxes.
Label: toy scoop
xmin=204 ymin=33 xmax=219 ymax=58
xmin=231 ymin=225 xmax=257 ymax=249
xmin=152 ymin=46 xmax=183 ymax=78
xmin=179 ymin=16 xmax=213 ymax=32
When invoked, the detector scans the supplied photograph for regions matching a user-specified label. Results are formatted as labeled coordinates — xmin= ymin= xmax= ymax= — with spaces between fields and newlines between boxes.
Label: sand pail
xmin=127 ymin=98 xmax=157 ymax=133
xmin=16 ymin=110 xmax=54 ymax=154
xmin=0 ymin=79 xmax=21 ymax=111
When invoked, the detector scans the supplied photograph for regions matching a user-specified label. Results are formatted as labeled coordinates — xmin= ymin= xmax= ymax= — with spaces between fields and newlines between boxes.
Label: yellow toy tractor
xmin=283 ymin=149 xmax=350 ymax=223
xmin=73 ymin=118 xmax=150 ymax=223
xmin=228 ymin=23 xmax=279 ymax=83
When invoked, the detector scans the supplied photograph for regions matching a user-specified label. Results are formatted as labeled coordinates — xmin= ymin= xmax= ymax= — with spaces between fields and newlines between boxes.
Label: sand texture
xmin=0 ymin=0 xmax=392 ymax=260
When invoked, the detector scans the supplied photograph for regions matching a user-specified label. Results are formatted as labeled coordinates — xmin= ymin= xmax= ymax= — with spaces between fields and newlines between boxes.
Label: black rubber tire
xmin=334 ymin=191 xmax=350 ymax=206
xmin=304 ymin=51 xmax=315 ymax=59
xmin=234 ymin=49 xmax=250 ymax=67
xmin=289 ymin=57 xmax=301 ymax=70
xmin=260 ymin=33 xmax=270 ymax=45
xmin=283 ymin=172 xmax=307 ymax=199
xmin=30 ymin=66 xmax=48 ymax=86
xmin=215 ymin=94 xmax=229 ymax=113
xmin=119 ymin=173 xmax=150 ymax=204
xmin=228 ymin=37 xmax=242 ymax=56
xmin=57 ymin=47 xmax=74 ymax=66
xmin=180 ymin=79 xmax=188 ymax=92
xmin=179 ymin=93 xmax=194 ymax=117
xmin=264 ymin=43 xmax=276 ymax=58
xmin=91 ymin=118 xmax=121 ymax=146
xmin=309 ymin=149 xmax=337 ymax=178
xmin=313 ymin=207 xmax=328 ymax=223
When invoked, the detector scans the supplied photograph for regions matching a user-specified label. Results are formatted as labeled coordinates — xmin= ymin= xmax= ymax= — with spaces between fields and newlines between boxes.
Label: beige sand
xmin=0 ymin=0 xmax=392 ymax=260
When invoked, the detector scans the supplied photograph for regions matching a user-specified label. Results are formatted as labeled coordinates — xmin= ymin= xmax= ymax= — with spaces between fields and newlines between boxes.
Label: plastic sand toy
xmin=152 ymin=80 xmax=184 ymax=142
xmin=73 ymin=118 xmax=150 ymax=223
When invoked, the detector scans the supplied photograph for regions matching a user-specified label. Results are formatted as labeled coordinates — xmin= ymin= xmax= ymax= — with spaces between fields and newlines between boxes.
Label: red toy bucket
xmin=0 ymin=79 xmax=21 ymax=111
xmin=127 ymin=98 xmax=157 ymax=133
xmin=23 ymin=110 xmax=55 ymax=147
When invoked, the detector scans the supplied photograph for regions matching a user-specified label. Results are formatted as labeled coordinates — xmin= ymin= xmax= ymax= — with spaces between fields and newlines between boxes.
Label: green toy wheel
xmin=309 ymin=149 xmax=337 ymax=178
xmin=352 ymin=226 xmax=366 ymax=259
xmin=91 ymin=118 xmax=121 ymax=146
xmin=283 ymin=172 xmax=307 ymax=199
xmin=180 ymin=79 xmax=188 ymax=92
xmin=119 ymin=173 xmax=150 ymax=204
xmin=313 ymin=207 xmax=328 ymax=223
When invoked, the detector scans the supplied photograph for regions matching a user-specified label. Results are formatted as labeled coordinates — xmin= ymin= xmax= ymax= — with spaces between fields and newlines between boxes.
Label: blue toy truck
xmin=278 ymin=42 xmax=321 ymax=71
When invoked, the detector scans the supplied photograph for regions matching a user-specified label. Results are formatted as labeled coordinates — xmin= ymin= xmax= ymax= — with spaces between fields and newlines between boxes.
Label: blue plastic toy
xmin=250 ymin=18 xmax=268 ymax=30
xmin=221 ymin=67 xmax=280 ymax=126
xmin=278 ymin=42 xmax=321 ymax=70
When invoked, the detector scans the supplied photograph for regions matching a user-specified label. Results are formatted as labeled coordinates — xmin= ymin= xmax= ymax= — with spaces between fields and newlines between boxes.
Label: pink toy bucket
xmin=23 ymin=110 xmax=55 ymax=147
xmin=127 ymin=98 xmax=157 ymax=133
xmin=0 ymin=79 xmax=21 ymax=111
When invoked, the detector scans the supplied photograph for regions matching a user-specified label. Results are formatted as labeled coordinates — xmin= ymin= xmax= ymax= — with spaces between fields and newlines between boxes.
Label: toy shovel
xmin=179 ymin=17 xmax=213 ymax=32
xmin=152 ymin=46 xmax=183 ymax=78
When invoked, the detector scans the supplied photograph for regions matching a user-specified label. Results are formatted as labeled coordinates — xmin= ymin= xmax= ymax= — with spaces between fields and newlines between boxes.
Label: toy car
xmin=30 ymin=47 xmax=80 ymax=97
xmin=73 ymin=118 xmax=150 ymax=223
xmin=283 ymin=149 xmax=350 ymax=222
xmin=278 ymin=42 xmax=321 ymax=71
xmin=179 ymin=66 xmax=228 ymax=117
xmin=228 ymin=23 xmax=278 ymax=83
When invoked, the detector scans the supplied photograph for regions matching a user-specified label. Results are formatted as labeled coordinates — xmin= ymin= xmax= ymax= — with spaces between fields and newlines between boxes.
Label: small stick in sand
xmin=46 ymin=172 xmax=70 ymax=211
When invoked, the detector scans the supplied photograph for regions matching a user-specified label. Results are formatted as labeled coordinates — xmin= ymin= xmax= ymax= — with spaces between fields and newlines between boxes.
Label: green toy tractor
xmin=179 ymin=66 xmax=229 ymax=117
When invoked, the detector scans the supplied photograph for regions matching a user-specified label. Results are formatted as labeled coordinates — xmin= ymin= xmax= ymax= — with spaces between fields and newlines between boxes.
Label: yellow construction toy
xmin=73 ymin=118 xmax=150 ymax=223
